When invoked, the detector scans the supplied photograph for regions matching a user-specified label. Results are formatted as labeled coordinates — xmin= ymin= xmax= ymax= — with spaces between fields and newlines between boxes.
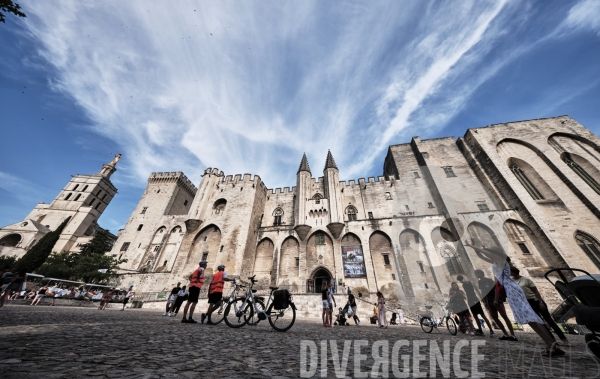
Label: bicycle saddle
xmin=269 ymin=286 xmax=279 ymax=290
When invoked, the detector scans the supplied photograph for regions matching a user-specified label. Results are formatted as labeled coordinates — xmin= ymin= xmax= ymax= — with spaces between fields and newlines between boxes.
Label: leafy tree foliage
xmin=0 ymin=254 xmax=17 ymax=269
xmin=0 ymin=0 xmax=26 ymax=23
xmin=36 ymin=228 xmax=126 ymax=284
xmin=13 ymin=217 xmax=70 ymax=274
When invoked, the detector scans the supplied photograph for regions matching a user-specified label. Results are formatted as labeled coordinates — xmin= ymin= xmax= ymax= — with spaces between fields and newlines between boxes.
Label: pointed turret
xmin=323 ymin=150 xmax=338 ymax=171
xmin=297 ymin=153 xmax=311 ymax=174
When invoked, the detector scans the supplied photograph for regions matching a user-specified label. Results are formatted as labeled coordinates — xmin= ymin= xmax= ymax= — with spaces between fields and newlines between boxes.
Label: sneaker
xmin=200 ymin=313 xmax=206 ymax=324
xmin=508 ymin=335 xmax=518 ymax=342
xmin=188 ymin=318 xmax=198 ymax=324
xmin=499 ymin=335 xmax=510 ymax=340
xmin=181 ymin=318 xmax=188 ymax=323
xmin=163 ymin=312 xmax=168 ymax=316
xmin=490 ymin=331 xmax=496 ymax=337
xmin=357 ymin=321 xmax=361 ymax=326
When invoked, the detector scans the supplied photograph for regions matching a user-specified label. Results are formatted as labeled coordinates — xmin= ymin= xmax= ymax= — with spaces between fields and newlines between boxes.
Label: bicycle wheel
xmin=224 ymin=297 xmax=253 ymax=328
xmin=267 ymin=303 xmax=296 ymax=332
xmin=446 ymin=317 xmax=457 ymax=335
xmin=209 ymin=299 xmax=227 ymax=325
xmin=420 ymin=317 xmax=434 ymax=333
xmin=246 ymin=299 xmax=265 ymax=326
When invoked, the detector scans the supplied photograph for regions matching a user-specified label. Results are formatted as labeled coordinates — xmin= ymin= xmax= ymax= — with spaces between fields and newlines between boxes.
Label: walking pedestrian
xmin=327 ymin=281 xmax=336 ymax=328
xmin=322 ymin=282 xmax=331 ymax=327
xmin=397 ymin=307 xmax=407 ymax=325
xmin=510 ymin=266 xmax=571 ymax=346
xmin=121 ymin=287 xmax=135 ymax=311
xmin=164 ymin=282 xmax=181 ymax=316
xmin=182 ymin=260 xmax=207 ymax=323
xmin=202 ymin=264 xmax=235 ymax=324
xmin=377 ymin=291 xmax=388 ymax=328
xmin=473 ymin=269 xmax=515 ymax=339
xmin=346 ymin=289 xmax=361 ymax=325
xmin=457 ymin=274 xmax=495 ymax=337
xmin=465 ymin=240 xmax=565 ymax=357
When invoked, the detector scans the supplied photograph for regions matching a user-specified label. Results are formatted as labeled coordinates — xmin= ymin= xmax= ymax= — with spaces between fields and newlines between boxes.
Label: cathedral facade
xmin=112 ymin=115 xmax=600 ymax=313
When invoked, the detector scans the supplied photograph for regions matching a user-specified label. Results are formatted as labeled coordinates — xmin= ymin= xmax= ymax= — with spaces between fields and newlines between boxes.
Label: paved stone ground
xmin=0 ymin=305 xmax=599 ymax=378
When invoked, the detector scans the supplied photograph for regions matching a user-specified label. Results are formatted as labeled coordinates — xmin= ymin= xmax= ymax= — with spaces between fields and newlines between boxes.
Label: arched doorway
xmin=308 ymin=267 xmax=332 ymax=294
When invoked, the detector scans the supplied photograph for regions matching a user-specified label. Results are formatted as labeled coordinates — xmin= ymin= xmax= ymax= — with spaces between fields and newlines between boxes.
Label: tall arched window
xmin=510 ymin=165 xmax=544 ymax=200
xmin=213 ymin=199 xmax=227 ymax=215
xmin=72 ymin=184 xmax=79 ymax=191
xmin=273 ymin=207 xmax=284 ymax=226
xmin=562 ymin=153 xmax=600 ymax=195
xmin=74 ymin=194 xmax=82 ymax=201
xmin=65 ymin=193 xmax=72 ymax=200
xmin=440 ymin=244 xmax=464 ymax=275
xmin=575 ymin=232 xmax=600 ymax=270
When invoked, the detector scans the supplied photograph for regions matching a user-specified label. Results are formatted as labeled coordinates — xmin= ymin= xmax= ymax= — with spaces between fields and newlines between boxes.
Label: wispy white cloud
xmin=564 ymin=0 xmax=600 ymax=34
xmin=17 ymin=0 xmax=593 ymax=192
xmin=0 ymin=171 xmax=43 ymax=204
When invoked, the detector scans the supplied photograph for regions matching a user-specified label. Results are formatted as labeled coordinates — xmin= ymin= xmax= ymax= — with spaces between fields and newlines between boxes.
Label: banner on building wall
xmin=341 ymin=245 xmax=367 ymax=278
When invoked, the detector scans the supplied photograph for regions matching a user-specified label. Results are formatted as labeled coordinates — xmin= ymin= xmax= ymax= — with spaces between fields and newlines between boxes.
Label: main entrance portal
xmin=307 ymin=267 xmax=332 ymax=293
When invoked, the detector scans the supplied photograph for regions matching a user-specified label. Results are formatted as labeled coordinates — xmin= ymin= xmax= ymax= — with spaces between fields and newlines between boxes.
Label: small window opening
xmin=82 ymin=185 xmax=88 ymax=191
xmin=442 ymin=167 xmax=456 ymax=177
xmin=73 ymin=184 xmax=80 ymax=191
xmin=413 ymin=171 xmax=420 ymax=178
xmin=65 ymin=193 xmax=72 ymax=200
xmin=517 ymin=242 xmax=531 ymax=255
xmin=95 ymin=203 xmax=101 ymax=210
xmin=392 ymin=273 xmax=396 ymax=280
xmin=184 ymin=200 xmax=189 ymax=206
xmin=89 ymin=199 xmax=95 ymax=206
xmin=137 ymin=224 xmax=143 ymax=231
xmin=153 ymin=245 xmax=160 ymax=252
xmin=383 ymin=254 xmax=390 ymax=265
xmin=74 ymin=194 xmax=81 ymax=201
xmin=315 ymin=232 xmax=325 ymax=245
xmin=368 ymin=212 xmax=374 ymax=219
xmin=405 ymin=205 xmax=409 ymax=210
xmin=141 ymin=207 xmax=147 ymax=214
xmin=424 ymin=283 xmax=429 ymax=289
xmin=295 ymin=257 xmax=300 ymax=267
xmin=163 ymin=260 xmax=167 ymax=267
xmin=477 ymin=203 xmax=490 ymax=212
xmin=417 ymin=261 xmax=424 ymax=272
xmin=120 ymin=242 xmax=130 ymax=251
xmin=220 ymin=245 xmax=224 ymax=252
xmin=202 ymin=252 xmax=208 ymax=261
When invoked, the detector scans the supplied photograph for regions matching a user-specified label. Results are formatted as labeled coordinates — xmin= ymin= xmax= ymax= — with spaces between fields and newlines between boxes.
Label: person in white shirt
xmin=121 ymin=287 xmax=135 ymax=311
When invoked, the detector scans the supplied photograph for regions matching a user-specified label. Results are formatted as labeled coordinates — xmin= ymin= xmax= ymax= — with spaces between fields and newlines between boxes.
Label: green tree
xmin=13 ymin=217 xmax=70 ymax=274
xmin=0 ymin=0 xmax=26 ymax=23
xmin=0 ymin=254 xmax=17 ymax=269
xmin=36 ymin=228 xmax=127 ymax=284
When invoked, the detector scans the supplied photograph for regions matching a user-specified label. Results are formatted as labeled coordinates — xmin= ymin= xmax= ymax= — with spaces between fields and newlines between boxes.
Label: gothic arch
xmin=341 ymin=232 xmax=361 ymax=245
xmin=430 ymin=227 xmax=464 ymax=277
xmin=506 ymin=157 xmax=558 ymax=201
xmin=151 ymin=226 xmax=167 ymax=245
xmin=188 ymin=224 xmax=222 ymax=274
xmin=574 ymin=230 xmax=600 ymax=270
xmin=466 ymin=222 xmax=505 ymax=254
xmin=171 ymin=225 xmax=182 ymax=234
xmin=278 ymin=236 xmax=300 ymax=286
xmin=272 ymin=207 xmax=284 ymax=216
xmin=254 ymin=238 xmax=275 ymax=286
xmin=561 ymin=152 xmax=600 ymax=195
xmin=369 ymin=231 xmax=397 ymax=291
xmin=548 ymin=132 xmax=600 ymax=155
xmin=503 ymin=219 xmax=553 ymax=267
xmin=154 ymin=225 xmax=184 ymax=272
xmin=213 ymin=199 xmax=227 ymax=215
xmin=309 ymin=265 xmax=333 ymax=279
xmin=306 ymin=230 xmax=334 ymax=276
xmin=399 ymin=229 xmax=439 ymax=292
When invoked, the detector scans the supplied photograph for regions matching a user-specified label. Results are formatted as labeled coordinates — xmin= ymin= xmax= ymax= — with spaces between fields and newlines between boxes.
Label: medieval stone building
xmin=111 ymin=115 xmax=600 ymax=317
xmin=0 ymin=156 xmax=120 ymax=259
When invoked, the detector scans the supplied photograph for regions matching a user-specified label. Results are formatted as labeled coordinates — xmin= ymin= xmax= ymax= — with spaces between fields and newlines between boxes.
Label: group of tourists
xmin=460 ymin=239 xmax=569 ymax=357
xmin=161 ymin=260 xmax=234 ymax=325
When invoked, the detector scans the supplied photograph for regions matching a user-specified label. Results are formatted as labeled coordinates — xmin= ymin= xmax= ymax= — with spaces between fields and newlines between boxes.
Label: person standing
xmin=164 ymin=282 xmax=181 ymax=316
xmin=465 ymin=240 xmax=564 ymax=357
xmin=377 ymin=291 xmax=388 ymax=328
xmin=327 ymin=281 xmax=336 ymax=328
xmin=321 ymin=282 xmax=331 ymax=327
xmin=1 ymin=270 xmax=25 ymax=309
xmin=397 ymin=307 xmax=406 ymax=325
xmin=473 ymin=269 xmax=515 ymax=340
xmin=202 ymin=264 xmax=235 ymax=324
xmin=448 ymin=282 xmax=476 ymax=335
xmin=182 ymin=260 xmax=207 ymax=323
xmin=169 ymin=285 xmax=187 ymax=316
xmin=346 ymin=289 xmax=361 ymax=325
xmin=510 ymin=266 xmax=571 ymax=346
xmin=457 ymin=274 xmax=495 ymax=337
xmin=121 ymin=287 xmax=135 ymax=311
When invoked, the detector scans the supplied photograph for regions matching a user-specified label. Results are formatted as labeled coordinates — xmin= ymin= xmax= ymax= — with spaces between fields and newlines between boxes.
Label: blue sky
xmin=1 ymin=0 xmax=600 ymax=233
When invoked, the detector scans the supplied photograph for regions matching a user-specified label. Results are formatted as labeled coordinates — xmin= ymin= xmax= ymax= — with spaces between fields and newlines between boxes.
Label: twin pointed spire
xmin=324 ymin=150 xmax=338 ymax=171
xmin=297 ymin=153 xmax=311 ymax=174
xmin=296 ymin=150 xmax=338 ymax=175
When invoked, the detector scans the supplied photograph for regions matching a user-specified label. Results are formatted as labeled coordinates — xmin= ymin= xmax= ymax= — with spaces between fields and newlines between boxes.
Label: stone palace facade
xmin=2 ymin=115 xmax=600 ymax=314
xmin=110 ymin=115 xmax=600 ymax=313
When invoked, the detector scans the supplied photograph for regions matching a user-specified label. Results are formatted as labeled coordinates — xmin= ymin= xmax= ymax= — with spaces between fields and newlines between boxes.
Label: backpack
xmin=273 ymin=289 xmax=292 ymax=310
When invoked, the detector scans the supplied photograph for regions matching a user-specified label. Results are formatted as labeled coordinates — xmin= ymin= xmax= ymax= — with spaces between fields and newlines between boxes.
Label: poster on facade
xmin=341 ymin=245 xmax=367 ymax=278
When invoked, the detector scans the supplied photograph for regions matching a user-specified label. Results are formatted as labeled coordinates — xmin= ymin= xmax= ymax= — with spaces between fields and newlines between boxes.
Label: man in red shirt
xmin=202 ymin=264 xmax=235 ymax=324
xmin=181 ymin=260 xmax=207 ymax=324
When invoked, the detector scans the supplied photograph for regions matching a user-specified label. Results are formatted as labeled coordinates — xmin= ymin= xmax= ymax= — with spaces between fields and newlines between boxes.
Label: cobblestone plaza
xmin=1 ymin=305 xmax=598 ymax=378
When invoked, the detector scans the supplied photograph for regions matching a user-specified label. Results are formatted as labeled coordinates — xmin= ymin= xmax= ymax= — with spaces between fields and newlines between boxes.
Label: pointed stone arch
xmin=254 ymin=238 xmax=275 ymax=286
xmin=306 ymin=230 xmax=334 ymax=277
xmin=399 ymin=229 xmax=439 ymax=293
xmin=369 ymin=231 xmax=397 ymax=294
xmin=278 ymin=236 xmax=300 ymax=287
xmin=0 ymin=233 xmax=22 ymax=247
xmin=188 ymin=224 xmax=222 ymax=275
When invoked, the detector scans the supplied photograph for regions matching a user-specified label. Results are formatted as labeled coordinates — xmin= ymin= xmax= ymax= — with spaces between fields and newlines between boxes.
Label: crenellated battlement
xmin=208 ymin=170 xmax=265 ymax=187
xmin=148 ymin=172 xmax=197 ymax=196
xmin=338 ymin=175 xmax=394 ymax=189
xmin=203 ymin=168 xmax=225 ymax=176
xmin=268 ymin=187 xmax=295 ymax=195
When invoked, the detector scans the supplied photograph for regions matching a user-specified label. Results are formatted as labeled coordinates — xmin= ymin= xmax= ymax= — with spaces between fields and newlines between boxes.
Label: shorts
xmin=34 ymin=294 xmax=45 ymax=300
xmin=322 ymin=300 xmax=330 ymax=309
xmin=188 ymin=286 xmax=200 ymax=303
xmin=122 ymin=297 xmax=130 ymax=304
xmin=469 ymin=302 xmax=485 ymax=317
xmin=208 ymin=292 xmax=223 ymax=304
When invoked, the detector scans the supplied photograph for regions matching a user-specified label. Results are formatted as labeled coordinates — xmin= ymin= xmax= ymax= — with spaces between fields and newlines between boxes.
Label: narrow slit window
xmin=383 ymin=254 xmax=390 ymax=265
xmin=141 ymin=207 xmax=147 ymax=214
xmin=477 ymin=203 xmax=490 ymax=212
xmin=368 ymin=212 xmax=374 ymax=219
xmin=202 ymin=252 xmax=209 ymax=261
xmin=295 ymin=257 xmax=300 ymax=267
xmin=510 ymin=165 xmax=544 ymax=200
xmin=417 ymin=261 xmax=424 ymax=272
xmin=137 ymin=224 xmax=143 ymax=231
xmin=517 ymin=242 xmax=531 ymax=255
xmin=443 ymin=167 xmax=456 ymax=177
xmin=120 ymin=242 xmax=130 ymax=251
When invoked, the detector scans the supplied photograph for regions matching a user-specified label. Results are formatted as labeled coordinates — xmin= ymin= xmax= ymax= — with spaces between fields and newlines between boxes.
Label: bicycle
xmin=208 ymin=281 xmax=258 ymax=324
xmin=419 ymin=305 xmax=457 ymax=335
xmin=223 ymin=275 xmax=297 ymax=332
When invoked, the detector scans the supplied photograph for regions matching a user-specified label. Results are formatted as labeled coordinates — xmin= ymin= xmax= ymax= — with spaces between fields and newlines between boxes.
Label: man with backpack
xmin=181 ymin=260 xmax=207 ymax=324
